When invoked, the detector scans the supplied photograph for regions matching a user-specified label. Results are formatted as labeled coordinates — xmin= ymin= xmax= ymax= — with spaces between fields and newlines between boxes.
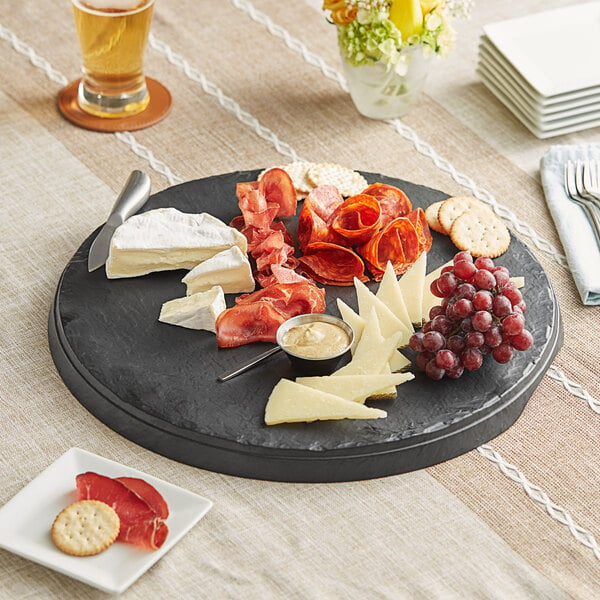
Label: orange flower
xmin=322 ymin=0 xmax=358 ymax=26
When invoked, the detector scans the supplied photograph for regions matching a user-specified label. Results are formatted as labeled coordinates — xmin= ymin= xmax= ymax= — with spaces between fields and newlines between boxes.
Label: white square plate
xmin=0 ymin=448 xmax=212 ymax=594
xmin=483 ymin=2 xmax=600 ymax=97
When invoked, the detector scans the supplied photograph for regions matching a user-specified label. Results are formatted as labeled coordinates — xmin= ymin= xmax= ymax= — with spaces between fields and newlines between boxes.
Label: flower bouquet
xmin=323 ymin=0 xmax=473 ymax=119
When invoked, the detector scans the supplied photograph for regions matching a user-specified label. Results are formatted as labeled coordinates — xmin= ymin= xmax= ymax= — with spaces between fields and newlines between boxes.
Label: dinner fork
xmin=582 ymin=159 xmax=600 ymax=204
xmin=564 ymin=161 xmax=600 ymax=246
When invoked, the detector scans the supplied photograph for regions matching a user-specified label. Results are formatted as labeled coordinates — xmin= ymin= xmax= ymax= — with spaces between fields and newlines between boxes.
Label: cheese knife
xmin=87 ymin=170 xmax=151 ymax=272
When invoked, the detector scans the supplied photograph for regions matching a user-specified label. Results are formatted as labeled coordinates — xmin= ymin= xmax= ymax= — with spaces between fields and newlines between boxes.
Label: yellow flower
xmin=419 ymin=0 xmax=444 ymax=16
xmin=322 ymin=0 xmax=357 ymax=26
xmin=388 ymin=0 xmax=423 ymax=39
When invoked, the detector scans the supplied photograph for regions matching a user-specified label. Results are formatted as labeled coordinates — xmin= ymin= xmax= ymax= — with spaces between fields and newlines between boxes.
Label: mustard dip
xmin=281 ymin=321 xmax=350 ymax=359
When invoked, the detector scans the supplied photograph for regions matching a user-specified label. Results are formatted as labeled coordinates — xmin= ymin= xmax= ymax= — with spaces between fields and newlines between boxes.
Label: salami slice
xmin=298 ymin=242 xmax=368 ymax=286
xmin=76 ymin=472 xmax=168 ymax=550
xmin=358 ymin=216 xmax=420 ymax=279
xmin=406 ymin=207 xmax=433 ymax=254
xmin=297 ymin=201 xmax=347 ymax=252
xmin=328 ymin=194 xmax=382 ymax=244
xmin=258 ymin=168 xmax=297 ymax=217
xmin=362 ymin=183 xmax=412 ymax=226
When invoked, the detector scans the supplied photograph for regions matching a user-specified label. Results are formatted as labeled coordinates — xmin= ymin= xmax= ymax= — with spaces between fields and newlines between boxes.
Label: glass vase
xmin=341 ymin=44 xmax=431 ymax=120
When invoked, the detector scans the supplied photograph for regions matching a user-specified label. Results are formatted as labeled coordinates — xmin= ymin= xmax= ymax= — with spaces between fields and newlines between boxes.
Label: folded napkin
xmin=540 ymin=144 xmax=600 ymax=306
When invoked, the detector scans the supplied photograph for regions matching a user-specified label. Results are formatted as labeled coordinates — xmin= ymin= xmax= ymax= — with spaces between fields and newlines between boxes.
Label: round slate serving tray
xmin=48 ymin=171 xmax=562 ymax=482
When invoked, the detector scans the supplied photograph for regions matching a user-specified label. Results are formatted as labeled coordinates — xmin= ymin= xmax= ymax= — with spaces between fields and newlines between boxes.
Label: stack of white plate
xmin=477 ymin=2 xmax=600 ymax=139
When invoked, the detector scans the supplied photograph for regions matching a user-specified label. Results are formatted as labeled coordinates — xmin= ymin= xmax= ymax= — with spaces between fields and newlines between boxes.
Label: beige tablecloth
xmin=0 ymin=1 xmax=598 ymax=598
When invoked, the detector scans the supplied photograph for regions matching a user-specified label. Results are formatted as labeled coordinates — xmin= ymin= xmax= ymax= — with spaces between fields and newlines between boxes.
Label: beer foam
xmin=82 ymin=0 xmax=146 ymax=10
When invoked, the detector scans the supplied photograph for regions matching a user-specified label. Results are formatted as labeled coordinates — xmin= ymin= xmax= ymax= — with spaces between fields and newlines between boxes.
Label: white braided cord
xmin=0 ymin=24 xmax=182 ymax=186
xmin=547 ymin=366 xmax=600 ymax=414
xmin=229 ymin=0 xmax=568 ymax=269
xmin=148 ymin=33 xmax=306 ymax=164
xmin=478 ymin=444 xmax=600 ymax=559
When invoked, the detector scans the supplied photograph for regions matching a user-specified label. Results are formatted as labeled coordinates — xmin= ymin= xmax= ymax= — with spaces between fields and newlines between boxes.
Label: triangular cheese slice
xmin=296 ymin=373 xmax=414 ymax=403
xmin=264 ymin=379 xmax=387 ymax=425
xmin=336 ymin=298 xmax=365 ymax=353
xmin=353 ymin=277 xmax=410 ymax=346
xmin=397 ymin=250 xmax=427 ymax=326
xmin=182 ymin=246 xmax=255 ymax=295
xmin=389 ymin=349 xmax=411 ymax=372
xmin=106 ymin=208 xmax=248 ymax=279
xmin=159 ymin=286 xmax=225 ymax=332
xmin=376 ymin=262 xmax=414 ymax=334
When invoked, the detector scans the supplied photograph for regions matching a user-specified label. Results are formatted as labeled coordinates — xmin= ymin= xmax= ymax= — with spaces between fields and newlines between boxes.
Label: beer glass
xmin=71 ymin=0 xmax=155 ymax=118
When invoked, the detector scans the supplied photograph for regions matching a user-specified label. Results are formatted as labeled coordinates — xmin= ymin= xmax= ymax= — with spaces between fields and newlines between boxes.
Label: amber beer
xmin=72 ymin=0 xmax=155 ymax=118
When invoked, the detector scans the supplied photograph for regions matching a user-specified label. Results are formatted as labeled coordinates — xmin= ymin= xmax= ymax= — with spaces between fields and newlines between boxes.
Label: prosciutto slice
xmin=76 ymin=472 xmax=168 ymax=550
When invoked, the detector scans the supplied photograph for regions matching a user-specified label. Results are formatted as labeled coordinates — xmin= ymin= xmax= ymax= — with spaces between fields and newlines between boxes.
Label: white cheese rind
xmin=106 ymin=208 xmax=248 ymax=278
xmin=182 ymin=246 xmax=255 ymax=295
xmin=158 ymin=286 xmax=226 ymax=332
xmin=264 ymin=379 xmax=387 ymax=425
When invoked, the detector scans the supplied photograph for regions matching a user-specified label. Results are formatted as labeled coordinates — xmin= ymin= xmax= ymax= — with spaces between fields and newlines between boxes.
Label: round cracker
xmin=437 ymin=196 xmax=493 ymax=234
xmin=306 ymin=163 xmax=368 ymax=197
xmin=51 ymin=500 xmax=120 ymax=557
xmin=449 ymin=211 xmax=510 ymax=258
xmin=425 ymin=200 xmax=447 ymax=234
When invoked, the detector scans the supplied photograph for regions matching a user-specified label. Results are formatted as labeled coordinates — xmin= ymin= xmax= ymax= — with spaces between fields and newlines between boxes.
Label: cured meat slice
xmin=258 ymin=264 xmax=310 ymax=287
xmin=406 ymin=207 xmax=433 ymax=254
xmin=298 ymin=242 xmax=368 ymax=286
xmin=361 ymin=183 xmax=412 ymax=226
xmin=358 ymin=216 xmax=420 ymax=279
xmin=76 ymin=472 xmax=168 ymax=550
xmin=258 ymin=168 xmax=297 ymax=217
xmin=115 ymin=477 xmax=169 ymax=520
xmin=328 ymin=194 xmax=382 ymax=244
xmin=304 ymin=185 xmax=344 ymax=221
xmin=297 ymin=201 xmax=347 ymax=252
xmin=216 ymin=301 xmax=288 ymax=347
xmin=251 ymin=230 xmax=294 ymax=273
xmin=235 ymin=281 xmax=326 ymax=316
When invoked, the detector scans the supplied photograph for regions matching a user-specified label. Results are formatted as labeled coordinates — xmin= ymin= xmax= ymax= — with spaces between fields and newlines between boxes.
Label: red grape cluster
xmin=409 ymin=251 xmax=533 ymax=380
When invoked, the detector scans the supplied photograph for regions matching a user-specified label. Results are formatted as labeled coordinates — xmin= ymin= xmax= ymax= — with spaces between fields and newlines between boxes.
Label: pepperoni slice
xmin=406 ymin=207 xmax=433 ymax=254
xmin=298 ymin=242 xmax=368 ymax=286
xmin=358 ymin=216 xmax=420 ymax=279
xmin=259 ymin=168 xmax=297 ymax=217
xmin=297 ymin=201 xmax=347 ymax=252
xmin=328 ymin=194 xmax=382 ymax=244
xmin=362 ymin=183 xmax=412 ymax=225
xmin=76 ymin=472 xmax=168 ymax=550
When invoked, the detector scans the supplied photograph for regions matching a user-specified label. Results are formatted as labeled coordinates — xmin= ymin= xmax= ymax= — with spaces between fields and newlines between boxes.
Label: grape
xmin=431 ymin=315 xmax=453 ymax=335
xmin=472 ymin=310 xmax=493 ymax=332
xmin=409 ymin=332 xmax=425 ymax=352
xmin=461 ymin=348 xmax=483 ymax=371
xmin=445 ymin=365 xmax=465 ymax=379
xmin=454 ymin=298 xmax=474 ymax=319
xmin=514 ymin=300 xmax=527 ymax=314
xmin=460 ymin=317 xmax=473 ymax=332
xmin=436 ymin=349 xmax=458 ymax=370
xmin=474 ymin=257 xmax=495 ymax=271
xmin=503 ymin=287 xmax=523 ymax=306
xmin=415 ymin=351 xmax=434 ymax=371
xmin=429 ymin=305 xmax=445 ymax=320
xmin=492 ymin=343 xmax=514 ymax=363
xmin=510 ymin=330 xmax=533 ymax=351
xmin=453 ymin=251 xmax=474 ymax=264
xmin=479 ymin=344 xmax=492 ymax=355
xmin=430 ymin=279 xmax=445 ymax=298
xmin=447 ymin=335 xmax=466 ymax=354
xmin=454 ymin=259 xmax=476 ymax=280
xmin=473 ymin=268 xmax=495 ymax=290
xmin=472 ymin=290 xmax=493 ymax=311
xmin=484 ymin=326 xmax=503 ymax=348
xmin=422 ymin=331 xmax=445 ymax=352
xmin=425 ymin=359 xmax=445 ymax=380
xmin=437 ymin=272 xmax=458 ymax=297
xmin=441 ymin=265 xmax=455 ymax=275
xmin=445 ymin=302 xmax=460 ymax=322
xmin=464 ymin=331 xmax=484 ymax=348
xmin=502 ymin=313 xmax=525 ymax=336
xmin=422 ymin=321 xmax=433 ymax=333
xmin=455 ymin=283 xmax=476 ymax=300
xmin=493 ymin=268 xmax=510 ymax=287
xmin=492 ymin=294 xmax=512 ymax=318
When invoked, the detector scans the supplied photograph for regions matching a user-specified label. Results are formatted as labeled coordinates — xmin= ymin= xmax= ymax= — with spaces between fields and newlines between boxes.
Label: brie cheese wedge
xmin=264 ymin=379 xmax=387 ymax=425
xmin=159 ymin=286 xmax=226 ymax=332
xmin=182 ymin=246 xmax=255 ymax=295
xmin=106 ymin=208 xmax=248 ymax=279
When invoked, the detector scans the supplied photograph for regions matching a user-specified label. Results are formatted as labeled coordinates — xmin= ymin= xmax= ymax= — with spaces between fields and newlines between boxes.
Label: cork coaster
xmin=58 ymin=78 xmax=172 ymax=132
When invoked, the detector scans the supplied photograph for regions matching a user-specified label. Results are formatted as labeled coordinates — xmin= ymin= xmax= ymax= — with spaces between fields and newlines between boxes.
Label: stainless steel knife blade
xmin=87 ymin=170 xmax=151 ymax=272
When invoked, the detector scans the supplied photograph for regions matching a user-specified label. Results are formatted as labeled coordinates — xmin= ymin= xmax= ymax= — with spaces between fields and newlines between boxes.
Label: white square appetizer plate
xmin=483 ymin=2 xmax=600 ymax=97
xmin=0 ymin=448 xmax=213 ymax=594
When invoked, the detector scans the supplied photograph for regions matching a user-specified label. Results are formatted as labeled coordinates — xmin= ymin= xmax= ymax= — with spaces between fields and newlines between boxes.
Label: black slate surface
xmin=48 ymin=171 xmax=562 ymax=481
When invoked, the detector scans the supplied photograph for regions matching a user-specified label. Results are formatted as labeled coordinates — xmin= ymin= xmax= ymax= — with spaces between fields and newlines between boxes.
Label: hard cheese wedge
xmin=159 ymin=286 xmax=225 ymax=332
xmin=182 ymin=246 xmax=255 ymax=295
xmin=106 ymin=208 xmax=248 ymax=278
xmin=296 ymin=373 xmax=414 ymax=403
xmin=397 ymin=250 xmax=427 ymax=326
xmin=376 ymin=261 xmax=414 ymax=334
xmin=336 ymin=298 xmax=365 ymax=352
xmin=264 ymin=379 xmax=387 ymax=425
